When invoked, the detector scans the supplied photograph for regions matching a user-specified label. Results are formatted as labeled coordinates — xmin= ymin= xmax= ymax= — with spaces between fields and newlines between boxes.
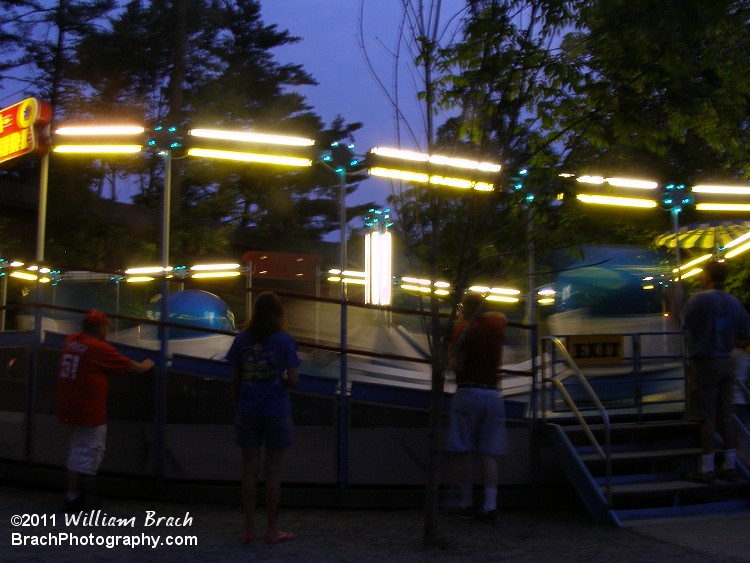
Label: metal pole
xmin=27 ymin=149 xmax=50 ymax=464
xmin=155 ymin=150 xmax=172 ymax=481
xmin=338 ymin=167 xmax=348 ymax=490
xmin=0 ymin=274 xmax=6 ymax=332
xmin=245 ymin=260 xmax=253 ymax=323
xmin=36 ymin=152 xmax=49 ymax=263
xmin=671 ymin=207 xmax=681 ymax=271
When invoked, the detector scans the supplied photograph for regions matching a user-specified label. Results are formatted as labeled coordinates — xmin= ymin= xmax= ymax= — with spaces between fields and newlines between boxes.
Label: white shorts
xmin=66 ymin=425 xmax=107 ymax=475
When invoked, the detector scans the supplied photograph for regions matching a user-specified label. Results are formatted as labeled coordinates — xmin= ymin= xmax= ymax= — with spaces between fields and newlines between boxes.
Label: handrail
xmin=542 ymin=336 xmax=613 ymax=507
xmin=735 ymin=377 xmax=750 ymax=446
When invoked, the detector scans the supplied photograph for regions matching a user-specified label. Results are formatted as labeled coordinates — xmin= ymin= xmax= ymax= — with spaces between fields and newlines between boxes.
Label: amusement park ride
xmin=5 ymin=96 xmax=750 ymax=525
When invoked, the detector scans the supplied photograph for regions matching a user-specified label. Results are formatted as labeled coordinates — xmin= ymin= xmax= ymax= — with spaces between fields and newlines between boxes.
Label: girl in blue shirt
xmin=227 ymin=291 xmax=300 ymax=545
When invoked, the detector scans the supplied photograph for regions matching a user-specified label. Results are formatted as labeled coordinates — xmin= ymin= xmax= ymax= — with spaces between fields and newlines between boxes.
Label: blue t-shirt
xmin=683 ymin=289 xmax=750 ymax=360
xmin=226 ymin=330 xmax=301 ymax=416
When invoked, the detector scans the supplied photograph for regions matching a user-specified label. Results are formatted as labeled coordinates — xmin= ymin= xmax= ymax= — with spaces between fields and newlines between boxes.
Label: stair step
xmin=564 ymin=420 xmax=696 ymax=432
xmin=601 ymin=478 xmax=750 ymax=497
xmin=579 ymin=447 xmax=702 ymax=463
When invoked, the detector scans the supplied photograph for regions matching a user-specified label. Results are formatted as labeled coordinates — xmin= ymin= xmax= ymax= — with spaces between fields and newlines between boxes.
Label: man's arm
xmin=129 ymin=358 xmax=154 ymax=374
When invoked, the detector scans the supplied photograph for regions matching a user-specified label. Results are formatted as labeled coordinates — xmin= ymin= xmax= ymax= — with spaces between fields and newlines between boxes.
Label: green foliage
xmin=0 ymin=0 xmax=367 ymax=269
xmin=392 ymin=0 xmax=750 ymax=301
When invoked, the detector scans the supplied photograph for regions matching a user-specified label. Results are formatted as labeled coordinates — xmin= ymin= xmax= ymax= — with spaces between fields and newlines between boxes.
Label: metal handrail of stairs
xmin=541 ymin=336 xmax=613 ymax=506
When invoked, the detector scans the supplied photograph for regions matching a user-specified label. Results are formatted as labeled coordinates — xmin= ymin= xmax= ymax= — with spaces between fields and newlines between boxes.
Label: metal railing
xmin=540 ymin=336 xmax=613 ymax=506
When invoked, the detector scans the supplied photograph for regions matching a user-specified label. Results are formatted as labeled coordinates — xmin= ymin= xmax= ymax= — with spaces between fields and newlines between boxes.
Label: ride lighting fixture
xmin=367 ymin=147 xmax=500 ymax=192
xmin=186 ymin=128 xmax=315 ymax=166
xmin=692 ymin=184 xmax=750 ymax=212
xmin=574 ymin=175 xmax=660 ymax=208
xmin=52 ymin=125 xmax=146 ymax=154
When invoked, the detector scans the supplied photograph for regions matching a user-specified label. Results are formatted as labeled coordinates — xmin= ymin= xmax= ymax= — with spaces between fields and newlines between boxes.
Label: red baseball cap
xmin=83 ymin=309 xmax=112 ymax=329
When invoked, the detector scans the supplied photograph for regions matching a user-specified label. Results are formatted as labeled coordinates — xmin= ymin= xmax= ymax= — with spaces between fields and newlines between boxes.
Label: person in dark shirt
xmin=683 ymin=260 xmax=750 ymax=483
xmin=227 ymin=291 xmax=300 ymax=545
xmin=446 ymin=292 xmax=508 ymax=522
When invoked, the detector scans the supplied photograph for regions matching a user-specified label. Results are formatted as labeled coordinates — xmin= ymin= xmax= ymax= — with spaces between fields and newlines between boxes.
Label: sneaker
xmin=716 ymin=468 xmax=740 ymax=482
xmin=475 ymin=509 xmax=499 ymax=523
xmin=685 ymin=470 xmax=716 ymax=484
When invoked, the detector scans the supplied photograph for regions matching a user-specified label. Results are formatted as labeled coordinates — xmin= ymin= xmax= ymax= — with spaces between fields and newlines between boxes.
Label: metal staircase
xmin=546 ymin=416 xmax=750 ymax=526
xmin=539 ymin=336 xmax=750 ymax=527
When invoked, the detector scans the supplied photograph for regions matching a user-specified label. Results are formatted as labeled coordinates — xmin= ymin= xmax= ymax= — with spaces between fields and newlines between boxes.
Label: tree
xmin=358 ymin=0 xmax=579 ymax=545
xmin=558 ymin=0 xmax=750 ymax=187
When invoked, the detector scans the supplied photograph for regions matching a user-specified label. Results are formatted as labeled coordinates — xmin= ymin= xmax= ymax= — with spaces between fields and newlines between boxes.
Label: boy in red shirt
xmin=57 ymin=310 xmax=154 ymax=509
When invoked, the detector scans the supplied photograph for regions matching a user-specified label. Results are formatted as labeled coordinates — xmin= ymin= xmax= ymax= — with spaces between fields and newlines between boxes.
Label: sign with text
xmin=0 ymin=98 xmax=52 ymax=166
xmin=566 ymin=334 xmax=624 ymax=366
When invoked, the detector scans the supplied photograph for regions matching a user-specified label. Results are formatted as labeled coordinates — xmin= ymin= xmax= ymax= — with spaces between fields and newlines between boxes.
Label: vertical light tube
xmin=379 ymin=232 xmax=392 ymax=306
xmin=365 ymin=233 xmax=372 ymax=304
xmin=365 ymin=232 xmax=392 ymax=306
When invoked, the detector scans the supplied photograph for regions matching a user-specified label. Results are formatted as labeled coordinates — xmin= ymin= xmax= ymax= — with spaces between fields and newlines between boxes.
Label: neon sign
xmin=0 ymin=98 xmax=52 ymax=165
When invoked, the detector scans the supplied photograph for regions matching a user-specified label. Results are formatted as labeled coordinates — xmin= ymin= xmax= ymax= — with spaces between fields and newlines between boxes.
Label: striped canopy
xmin=655 ymin=220 xmax=750 ymax=250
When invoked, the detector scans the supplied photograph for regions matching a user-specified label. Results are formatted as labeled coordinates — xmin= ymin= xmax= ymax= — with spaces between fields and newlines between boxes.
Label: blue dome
xmin=148 ymin=290 xmax=235 ymax=339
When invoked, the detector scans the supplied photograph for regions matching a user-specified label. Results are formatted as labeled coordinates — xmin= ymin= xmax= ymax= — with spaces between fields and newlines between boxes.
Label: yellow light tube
xmin=187 ymin=147 xmax=312 ymax=167
xmin=10 ymin=271 xmax=38 ymax=281
xmin=126 ymin=276 xmax=155 ymax=283
xmin=370 ymin=167 xmax=429 ymax=183
xmin=485 ymin=295 xmax=520 ymax=303
xmin=53 ymin=145 xmax=143 ymax=154
xmin=369 ymin=167 xmax=494 ymax=191
xmin=725 ymin=240 xmax=750 ymax=259
xmin=680 ymin=268 xmax=703 ymax=280
xmin=695 ymin=203 xmax=750 ymax=212
xmin=401 ymin=284 xmax=432 ymax=293
xmin=188 ymin=129 xmax=315 ymax=147
xmin=576 ymin=194 xmax=658 ymax=208
xmin=674 ymin=254 xmax=712 ymax=273
xmin=692 ymin=185 xmax=750 ymax=195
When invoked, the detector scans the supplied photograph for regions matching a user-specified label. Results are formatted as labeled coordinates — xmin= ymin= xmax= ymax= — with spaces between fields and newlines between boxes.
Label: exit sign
xmin=566 ymin=334 xmax=624 ymax=366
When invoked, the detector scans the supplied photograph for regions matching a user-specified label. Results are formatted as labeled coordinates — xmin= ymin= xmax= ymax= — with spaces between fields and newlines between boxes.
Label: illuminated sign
xmin=566 ymin=334 xmax=624 ymax=366
xmin=0 ymin=98 xmax=52 ymax=166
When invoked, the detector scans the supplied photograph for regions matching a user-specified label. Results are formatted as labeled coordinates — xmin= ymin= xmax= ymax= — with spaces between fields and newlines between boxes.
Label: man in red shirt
xmin=447 ymin=292 xmax=508 ymax=522
xmin=57 ymin=310 xmax=154 ymax=509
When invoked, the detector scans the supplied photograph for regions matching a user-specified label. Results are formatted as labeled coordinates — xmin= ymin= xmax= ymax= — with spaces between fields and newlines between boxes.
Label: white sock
xmin=483 ymin=487 xmax=497 ymax=512
xmin=722 ymin=449 xmax=737 ymax=470
xmin=700 ymin=453 xmax=715 ymax=473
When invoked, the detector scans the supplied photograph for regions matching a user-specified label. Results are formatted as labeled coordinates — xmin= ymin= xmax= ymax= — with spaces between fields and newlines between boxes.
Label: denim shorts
xmin=688 ymin=356 xmax=736 ymax=424
xmin=235 ymin=413 xmax=294 ymax=450
xmin=446 ymin=388 xmax=507 ymax=456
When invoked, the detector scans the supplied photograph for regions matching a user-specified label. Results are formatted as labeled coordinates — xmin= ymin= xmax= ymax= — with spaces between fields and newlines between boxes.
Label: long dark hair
xmin=246 ymin=291 xmax=287 ymax=343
